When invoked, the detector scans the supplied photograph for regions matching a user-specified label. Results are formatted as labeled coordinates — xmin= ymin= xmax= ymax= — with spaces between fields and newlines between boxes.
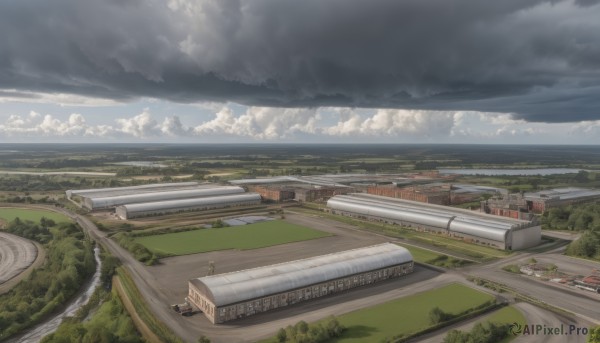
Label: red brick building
xmin=367 ymin=185 xmax=451 ymax=205
xmin=247 ymin=185 xmax=295 ymax=202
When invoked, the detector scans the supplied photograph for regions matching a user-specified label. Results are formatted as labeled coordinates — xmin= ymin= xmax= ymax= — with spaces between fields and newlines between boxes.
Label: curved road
xmin=0 ymin=232 xmax=38 ymax=286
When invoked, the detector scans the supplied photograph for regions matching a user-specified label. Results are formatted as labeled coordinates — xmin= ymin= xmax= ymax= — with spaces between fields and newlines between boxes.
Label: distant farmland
xmin=135 ymin=220 xmax=332 ymax=255
xmin=0 ymin=207 xmax=70 ymax=224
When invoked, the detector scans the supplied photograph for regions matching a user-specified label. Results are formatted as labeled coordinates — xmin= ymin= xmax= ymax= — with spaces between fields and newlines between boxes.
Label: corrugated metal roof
xmin=118 ymin=193 xmax=261 ymax=213
xmin=327 ymin=194 xmax=531 ymax=242
xmin=524 ymin=187 xmax=600 ymax=201
xmin=86 ymin=186 xmax=245 ymax=209
xmin=191 ymin=243 xmax=412 ymax=307
xmin=66 ymin=182 xmax=199 ymax=198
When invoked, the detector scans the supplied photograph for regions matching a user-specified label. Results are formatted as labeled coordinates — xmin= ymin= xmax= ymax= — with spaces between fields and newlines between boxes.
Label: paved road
xmin=0 ymin=232 xmax=37 ymax=285
xmin=513 ymin=303 xmax=590 ymax=343
xmin=542 ymin=230 xmax=581 ymax=241
xmin=460 ymin=245 xmax=600 ymax=325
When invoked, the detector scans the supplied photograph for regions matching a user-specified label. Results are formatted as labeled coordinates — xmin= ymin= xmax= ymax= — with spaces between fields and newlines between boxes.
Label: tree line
xmin=542 ymin=203 xmax=600 ymax=261
xmin=0 ymin=219 xmax=96 ymax=340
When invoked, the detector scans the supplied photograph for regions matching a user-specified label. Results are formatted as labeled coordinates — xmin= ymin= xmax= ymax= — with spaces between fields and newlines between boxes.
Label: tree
xmin=296 ymin=320 xmax=309 ymax=335
xmin=212 ymin=219 xmax=226 ymax=228
xmin=443 ymin=330 xmax=468 ymax=343
xmin=100 ymin=256 xmax=121 ymax=287
xmin=589 ymin=326 xmax=600 ymax=343
xmin=40 ymin=217 xmax=56 ymax=228
xmin=429 ymin=306 xmax=448 ymax=324
xmin=326 ymin=316 xmax=344 ymax=337
xmin=276 ymin=328 xmax=287 ymax=342
xmin=286 ymin=324 xmax=297 ymax=341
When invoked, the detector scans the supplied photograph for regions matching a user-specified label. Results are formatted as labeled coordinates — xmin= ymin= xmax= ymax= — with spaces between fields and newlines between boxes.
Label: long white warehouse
xmin=83 ymin=186 xmax=245 ymax=210
xmin=188 ymin=243 xmax=413 ymax=323
xmin=327 ymin=193 xmax=540 ymax=250
xmin=116 ymin=193 xmax=262 ymax=219
xmin=66 ymin=182 xmax=200 ymax=199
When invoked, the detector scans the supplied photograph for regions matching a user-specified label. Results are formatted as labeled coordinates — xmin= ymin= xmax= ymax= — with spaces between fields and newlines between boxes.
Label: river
xmin=438 ymin=168 xmax=584 ymax=176
xmin=7 ymin=246 xmax=102 ymax=343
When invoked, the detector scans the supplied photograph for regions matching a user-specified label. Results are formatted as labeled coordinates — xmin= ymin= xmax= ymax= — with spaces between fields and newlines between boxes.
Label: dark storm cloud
xmin=1 ymin=0 xmax=600 ymax=122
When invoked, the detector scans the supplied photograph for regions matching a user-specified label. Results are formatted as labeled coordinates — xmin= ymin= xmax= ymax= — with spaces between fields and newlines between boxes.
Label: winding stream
xmin=7 ymin=246 xmax=102 ymax=343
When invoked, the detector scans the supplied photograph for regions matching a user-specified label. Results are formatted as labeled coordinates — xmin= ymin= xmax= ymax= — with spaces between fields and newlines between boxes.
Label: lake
xmin=438 ymin=168 xmax=583 ymax=176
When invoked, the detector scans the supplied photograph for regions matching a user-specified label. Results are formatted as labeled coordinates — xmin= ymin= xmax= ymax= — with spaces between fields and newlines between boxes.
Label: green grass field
xmin=398 ymin=244 xmax=473 ymax=268
xmin=135 ymin=220 xmax=331 ymax=255
xmin=400 ymin=244 xmax=442 ymax=263
xmin=0 ymin=207 xmax=70 ymax=224
xmin=328 ymin=283 xmax=495 ymax=342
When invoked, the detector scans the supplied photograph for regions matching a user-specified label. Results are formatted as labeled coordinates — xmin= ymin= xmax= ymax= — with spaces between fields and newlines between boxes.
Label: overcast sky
xmin=1 ymin=0 xmax=600 ymax=144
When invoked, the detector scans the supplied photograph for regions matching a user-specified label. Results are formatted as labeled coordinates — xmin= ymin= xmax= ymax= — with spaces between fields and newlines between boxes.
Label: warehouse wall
xmin=189 ymin=261 xmax=414 ymax=324
xmin=117 ymin=197 xmax=261 ymax=219
xmin=510 ymin=225 xmax=542 ymax=250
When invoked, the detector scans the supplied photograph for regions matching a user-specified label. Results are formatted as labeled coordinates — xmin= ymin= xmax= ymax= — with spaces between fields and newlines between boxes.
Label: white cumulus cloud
xmin=194 ymin=106 xmax=320 ymax=139
xmin=326 ymin=109 xmax=456 ymax=137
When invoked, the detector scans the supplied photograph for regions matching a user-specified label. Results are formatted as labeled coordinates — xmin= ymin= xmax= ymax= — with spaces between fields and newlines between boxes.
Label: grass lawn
xmin=135 ymin=220 xmax=331 ymax=255
xmin=399 ymin=244 xmax=442 ymax=263
xmin=329 ymin=283 xmax=494 ymax=342
xmin=0 ymin=207 xmax=70 ymax=224
xmin=397 ymin=244 xmax=473 ymax=268
xmin=485 ymin=306 xmax=526 ymax=326
xmin=407 ymin=234 xmax=510 ymax=259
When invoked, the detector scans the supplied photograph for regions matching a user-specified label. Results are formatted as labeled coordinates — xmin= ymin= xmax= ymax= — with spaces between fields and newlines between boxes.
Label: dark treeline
xmin=543 ymin=203 xmax=600 ymax=261
xmin=443 ymin=322 xmax=511 ymax=343
xmin=543 ymin=203 xmax=600 ymax=231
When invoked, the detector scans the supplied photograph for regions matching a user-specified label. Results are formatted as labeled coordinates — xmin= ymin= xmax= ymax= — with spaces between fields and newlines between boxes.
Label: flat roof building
xmin=188 ymin=243 xmax=413 ymax=323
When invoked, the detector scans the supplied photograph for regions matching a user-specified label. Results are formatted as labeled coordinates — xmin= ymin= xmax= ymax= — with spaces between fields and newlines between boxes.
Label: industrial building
xmin=229 ymin=173 xmax=447 ymax=189
xmin=246 ymin=185 xmax=296 ymax=202
xmin=481 ymin=193 xmax=534 ymax=220
xmin=327 ymin=194 xmax=541 ymax=250
xmin=367 ymin=184 xmax=451 ymax=205
xmin=66 ymin=182 xmax=200 ymax=200
xmin=115 ymin=193 xmax=261 ymax=219
xmin=293 ymin=186 xmax=351 ymax=202
xmin=188 ymin=243 xmax=413 ymax=324
xmin=450 ymin=184 xmax=506 ymax=204
xmin=524 ymin=188 xmax=600 ymax=213
xmin=483 ymin=187 xmax=600 ymax=216
xmin=81 ymin=186 xmax=245 ymax=210
xmin=246 ymin=184 xmax=352 ymax=203
xmin=367 ymin=183 xmax=504 ymax=206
